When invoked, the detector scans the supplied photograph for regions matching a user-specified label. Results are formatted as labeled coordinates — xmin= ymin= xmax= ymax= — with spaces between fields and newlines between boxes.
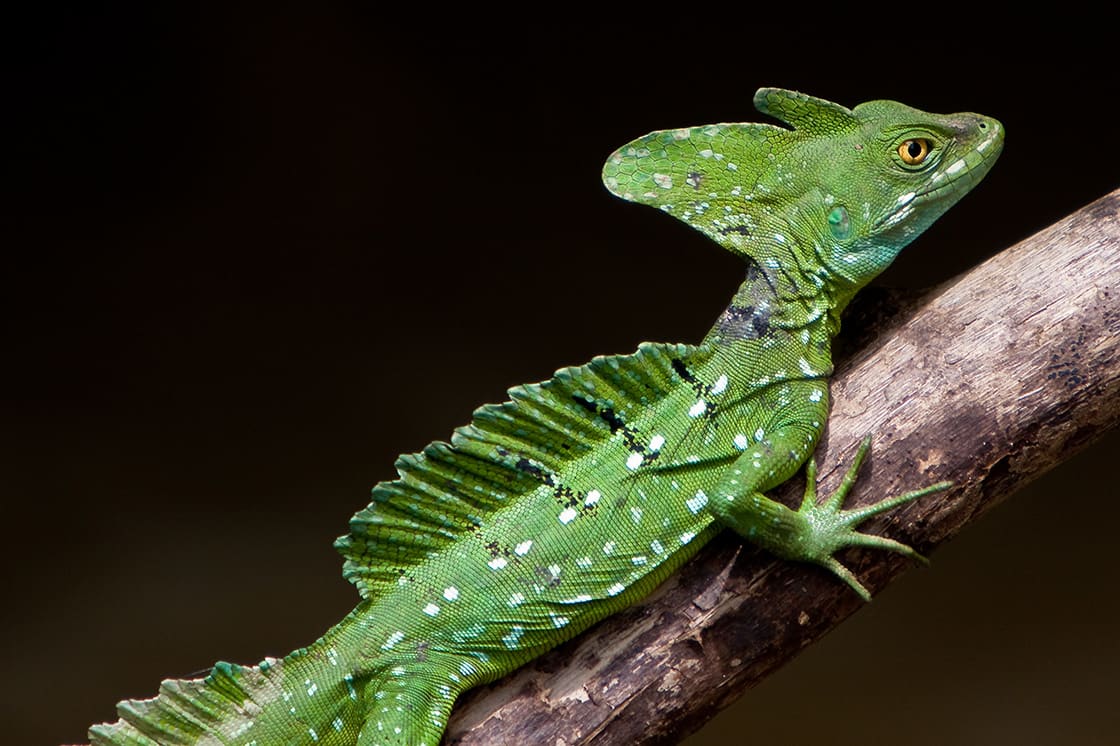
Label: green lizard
xmin=88 ymin=88 xmax=1003 ymax=746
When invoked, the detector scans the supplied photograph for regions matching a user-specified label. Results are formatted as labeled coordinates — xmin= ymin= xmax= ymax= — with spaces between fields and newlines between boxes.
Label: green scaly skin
xmin=88 ymin=89 xmax=1003 ymax=746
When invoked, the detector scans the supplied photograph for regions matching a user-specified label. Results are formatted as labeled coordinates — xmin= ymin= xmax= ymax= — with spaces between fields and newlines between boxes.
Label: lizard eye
xmin=898 ymin=138 xmax=932 ymax=166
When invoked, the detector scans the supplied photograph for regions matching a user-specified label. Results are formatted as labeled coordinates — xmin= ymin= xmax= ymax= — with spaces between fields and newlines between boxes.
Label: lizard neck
xmin=702 ymin=245 xmax=844 ymax=349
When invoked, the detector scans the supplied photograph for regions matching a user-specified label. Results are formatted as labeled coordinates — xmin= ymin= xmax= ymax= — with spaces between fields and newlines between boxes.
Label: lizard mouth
xmin=873 ymin=119 xmax=1004 ymax=232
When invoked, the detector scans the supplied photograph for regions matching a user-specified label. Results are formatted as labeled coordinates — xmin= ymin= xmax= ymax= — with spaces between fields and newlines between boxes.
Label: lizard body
xmin=88 ymin=88 xmax=1003 ymax=745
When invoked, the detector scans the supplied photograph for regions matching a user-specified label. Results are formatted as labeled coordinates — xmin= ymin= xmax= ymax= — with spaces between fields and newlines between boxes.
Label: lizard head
xmin=603 ymin=87 xmax=1003 ymax=296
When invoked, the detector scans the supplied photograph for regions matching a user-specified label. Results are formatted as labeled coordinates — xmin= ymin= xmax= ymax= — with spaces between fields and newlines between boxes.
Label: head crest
xmin=752 ymin=87 xmax=858 ymax=135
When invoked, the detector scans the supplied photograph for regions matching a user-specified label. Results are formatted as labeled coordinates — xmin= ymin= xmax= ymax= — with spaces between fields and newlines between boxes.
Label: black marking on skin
xmin=672 ymin=358 xmax=710 ymax=398
xmin=671 ymin=358 xmax=697 ymax=384
xmin=715 ymin=260 xmax=779 ymax=342
xmin=721 ymin=304 xmax=772 ymax=339
xmin=686 ymin=171 xmax=704 ymax=189
xmin=513 ymin=457 xmax=599 ymax=514
xmin=485 ymin=540 xmax=512 ymax=560
xmin=599 ymin=407 xmax=625 ymax=434
xmin=718 ymin=224 xmax=751 ymax=236
xmin=573 ymin=393 xmax=661 ymax=466
xmin=572 ymin=394 xmax=598 ymax=414
xmin=516 ymin=458 xmax=555 ymax=486
xmin=671 ymin=357 xmax=721 ymax=424
xmin=553 ymin=483 xmax=580 ymax=509
xmin=743 ymin=256 xmax=772 ymax=289
xmin=573 ymin=395 xmax=624 ymax=433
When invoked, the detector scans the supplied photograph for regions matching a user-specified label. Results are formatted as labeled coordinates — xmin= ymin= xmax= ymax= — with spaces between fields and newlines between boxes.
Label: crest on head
xmin=602 ymin=87 xmax=1003 ymax=292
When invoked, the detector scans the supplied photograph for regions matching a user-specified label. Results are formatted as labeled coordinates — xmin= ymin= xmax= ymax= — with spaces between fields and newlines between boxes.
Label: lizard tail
xmin=87 ymin=647 xmax=371 ymax=745
xmin=87 ymin=642 xmax=467 ymax=745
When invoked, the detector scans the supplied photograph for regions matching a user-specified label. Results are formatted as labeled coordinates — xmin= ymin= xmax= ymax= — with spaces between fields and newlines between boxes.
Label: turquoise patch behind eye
xmin=827 ymin=205 xmax=850 ymax=240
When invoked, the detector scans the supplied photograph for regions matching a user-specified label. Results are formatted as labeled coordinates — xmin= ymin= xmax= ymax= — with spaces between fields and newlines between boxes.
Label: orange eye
xmin=898 ymin=138 xmax=931 ymax=165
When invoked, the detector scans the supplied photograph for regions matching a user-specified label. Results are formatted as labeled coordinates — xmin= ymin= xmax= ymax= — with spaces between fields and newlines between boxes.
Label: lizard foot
xmin=792 ymin=435 xmax=950 ymax=601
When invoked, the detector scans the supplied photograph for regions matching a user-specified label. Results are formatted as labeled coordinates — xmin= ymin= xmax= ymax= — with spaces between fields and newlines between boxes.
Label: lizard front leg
xmin=707 ymin=424 xmax=950 ymax=600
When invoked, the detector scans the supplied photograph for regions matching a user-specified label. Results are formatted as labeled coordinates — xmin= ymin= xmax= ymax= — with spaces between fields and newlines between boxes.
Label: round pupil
xmin=907 ymin=140 xmax=923 ymax=158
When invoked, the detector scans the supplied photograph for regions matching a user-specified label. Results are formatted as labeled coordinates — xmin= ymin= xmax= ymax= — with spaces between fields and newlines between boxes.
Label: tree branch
xmin=445 ymin=188 xmax=1120 ymax=745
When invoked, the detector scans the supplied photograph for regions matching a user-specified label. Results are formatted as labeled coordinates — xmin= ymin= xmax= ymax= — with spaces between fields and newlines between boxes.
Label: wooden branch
xmin=445 ymin=188 xmax=1120 ymax=745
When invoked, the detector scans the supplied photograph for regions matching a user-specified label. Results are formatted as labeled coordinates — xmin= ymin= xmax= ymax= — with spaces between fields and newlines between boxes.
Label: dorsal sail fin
xmin=335 ymin=341 xmax=707 ymax=600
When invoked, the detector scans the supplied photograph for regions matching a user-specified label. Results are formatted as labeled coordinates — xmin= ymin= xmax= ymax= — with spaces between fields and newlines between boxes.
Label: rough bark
xmin=445 ymin=188 xmax=1120 ymax=745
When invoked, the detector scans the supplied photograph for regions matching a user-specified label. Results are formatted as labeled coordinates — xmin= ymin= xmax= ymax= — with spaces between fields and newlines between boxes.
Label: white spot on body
xmin=733 ymin=433 xmax=749 ymax=450
xmin=502 ymin=626 xmax=525 ymax=650
xmin=649 ymin=434 xmax=666 ymax=451
xmin=651 ymin=540 xmax=664 ymax=555
xmin=652 ymin=173 xmax=673 ymax=189
xmin=306 ymin=680 xmax=318 ymax=697
xmin=603 ymin=541 xmax=616 ymax=555
xmin=443 ymin=586 xmax=459 ymax=601
xmin=799 ymin=358 xmax=815 ymax=375
xmin=423 ymin=603 xmax=440 ymax=616
xmin=632 ymin=555 xmax=648 ymax=565
xmin=459 ymin=661 xmax=477 ymax=677
xmin=689 ymin=400 xmax=707 ymax=417
xmin=559 ymin=507 xmax=578 ymax=524
xmin=551 ymin=614 xmax=571 ymax=628
xmin=630 ymin=506 xmax=644 ymax=524
xmin=607 ymin=583 xmax=626 ymax=596
xmin=509 ymin=592 xmax=525 ymax=607
xmin=488 ymin=557 xmax=508 ymax=570
xmin=514 ymin=540 xmax=533 ymax=556
xmin=755 ymin=427 xmax=765 ymax=441
xmin=710 ymin=374 xmax=728 ymax=394
xmin=585 ymin=489 xmax=601 ymax=506
xmin=576 ymin=556 xmax=592 ymax=568
xmin=680 ymin=531 xmax=696 ymax=544
xmin=626 ymin=452 xmax=644 ymax=470
xmin=687 ymin=490 xmax=709 ymax=514
xmin=382 ymin=631 xmax=405 ymax=650
xmin=809 ymin=389 xmax=823 ymax=402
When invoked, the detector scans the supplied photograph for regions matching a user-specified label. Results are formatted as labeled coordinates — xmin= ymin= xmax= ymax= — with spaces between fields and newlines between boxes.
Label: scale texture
xmin=88 ymin=88 xmax=1003 ymax=745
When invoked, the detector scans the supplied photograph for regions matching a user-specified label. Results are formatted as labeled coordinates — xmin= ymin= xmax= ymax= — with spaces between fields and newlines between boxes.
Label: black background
xmin=4 ymin=7 xmax=1118 ymax=745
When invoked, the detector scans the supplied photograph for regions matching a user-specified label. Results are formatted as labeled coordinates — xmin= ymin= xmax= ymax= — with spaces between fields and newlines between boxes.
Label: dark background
xmin=4 ymin=7 xmax=1118 ymax=745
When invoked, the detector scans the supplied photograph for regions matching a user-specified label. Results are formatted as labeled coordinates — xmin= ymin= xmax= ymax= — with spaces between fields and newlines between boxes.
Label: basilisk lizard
xmin=87 ymin=88 xmax=1003 ymax=745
